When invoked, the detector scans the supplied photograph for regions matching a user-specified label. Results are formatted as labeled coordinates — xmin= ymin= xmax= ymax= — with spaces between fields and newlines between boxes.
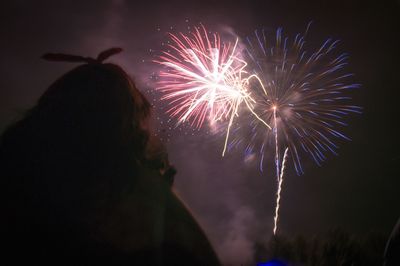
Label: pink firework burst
xmin=154 ymin=25 xmax=270 ymax=154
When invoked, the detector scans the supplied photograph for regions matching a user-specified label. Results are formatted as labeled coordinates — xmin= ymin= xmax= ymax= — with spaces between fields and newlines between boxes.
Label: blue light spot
xmin=257 ymin=259 xmax=287 ymax=266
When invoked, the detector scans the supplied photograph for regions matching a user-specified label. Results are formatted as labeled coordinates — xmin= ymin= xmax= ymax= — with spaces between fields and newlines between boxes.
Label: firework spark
xmin=242 ymin=23 xmax=362 ymax=234
xmin=154 ymin=25 xmax=271 ymax=155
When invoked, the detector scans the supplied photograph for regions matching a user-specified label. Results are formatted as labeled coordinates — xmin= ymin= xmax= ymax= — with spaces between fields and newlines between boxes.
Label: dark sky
xmin=1 ymin=0 xmax=399 ymax=264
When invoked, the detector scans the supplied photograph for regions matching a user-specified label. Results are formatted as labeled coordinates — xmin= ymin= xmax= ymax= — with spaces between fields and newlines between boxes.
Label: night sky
xmin=1 ymin=0 xmax=399 ymax=264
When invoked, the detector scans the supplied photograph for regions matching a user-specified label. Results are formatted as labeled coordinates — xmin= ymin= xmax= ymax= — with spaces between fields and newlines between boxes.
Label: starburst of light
xmin=154 ymin=24 xmax=271 ymax=154
xmin=242 ymin=23 xmax=362 ymax=234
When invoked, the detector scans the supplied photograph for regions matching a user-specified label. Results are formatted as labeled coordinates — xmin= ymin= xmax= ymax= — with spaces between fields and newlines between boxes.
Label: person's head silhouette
xmin=0 ymin=48 xmax=219 ymax=265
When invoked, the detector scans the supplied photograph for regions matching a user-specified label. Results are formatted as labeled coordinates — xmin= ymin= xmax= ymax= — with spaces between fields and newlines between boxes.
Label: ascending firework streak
xmin=154 ymin=25 xmax=271 ymax=155
xmin=272 ymin=105 xmax=288 ymax=235
xmin=274 ymin=146 xmax=289 ymax=235
xmin=242 ymin=23 xmax=362 ymax=234
xmin=271 ymin=105 xmax=290 ymax=235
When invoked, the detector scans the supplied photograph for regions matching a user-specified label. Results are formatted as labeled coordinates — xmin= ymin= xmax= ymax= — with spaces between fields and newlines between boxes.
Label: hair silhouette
xmin=0 ymin=49 xmax=219 ymax=265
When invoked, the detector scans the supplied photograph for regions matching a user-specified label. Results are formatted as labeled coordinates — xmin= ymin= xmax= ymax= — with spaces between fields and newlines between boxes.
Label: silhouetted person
xmin=0 ymin=48 xmax=220 ymax=265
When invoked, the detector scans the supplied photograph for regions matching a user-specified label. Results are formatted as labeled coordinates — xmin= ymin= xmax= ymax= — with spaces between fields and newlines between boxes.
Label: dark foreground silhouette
xmin=0 ymin=49 xmax=220 ymax=265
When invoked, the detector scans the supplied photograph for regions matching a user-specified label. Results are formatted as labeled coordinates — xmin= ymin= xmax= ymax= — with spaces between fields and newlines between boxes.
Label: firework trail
xmin=241 ymin=23 xmax=362 ymax=234
xmin=154 ymin=25 xmax=271 ymax=155
xmin=273 ymin=147 xmax=289 ymax=235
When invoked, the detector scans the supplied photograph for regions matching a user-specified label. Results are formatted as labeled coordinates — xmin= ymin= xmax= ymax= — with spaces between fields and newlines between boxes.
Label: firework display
xmin=242 ymin=25 xmax=361 ymax=233
xmin=154 ymin=25 xmax=271 ymax=155
xmin=154 ymin=23 xmax=361 ymax=235
xmin=244 ymin=24 xmax=361 ymax=175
